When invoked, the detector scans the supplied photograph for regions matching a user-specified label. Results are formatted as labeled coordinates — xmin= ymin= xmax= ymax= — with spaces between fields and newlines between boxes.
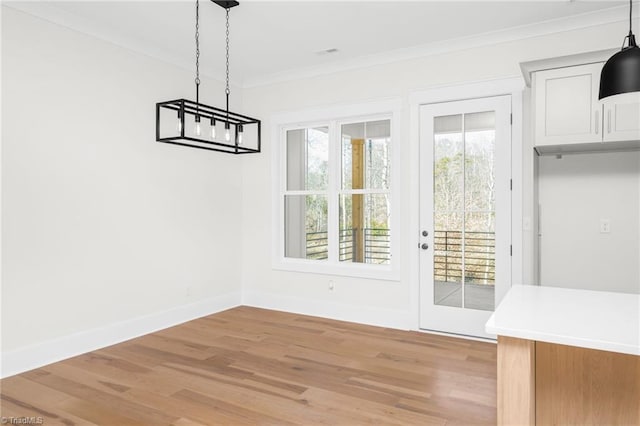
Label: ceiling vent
xmin=316 ymin=48 xmax=339 ymax=56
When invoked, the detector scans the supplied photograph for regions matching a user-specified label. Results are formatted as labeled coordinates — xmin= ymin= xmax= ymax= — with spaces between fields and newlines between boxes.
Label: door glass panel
xmin=464 ymin=112 xmax=496 ymax=311
xmin=433 ymin=114 xmax=463 ymax=307
xmin=433 ymin=111 xmax=496 ymax=311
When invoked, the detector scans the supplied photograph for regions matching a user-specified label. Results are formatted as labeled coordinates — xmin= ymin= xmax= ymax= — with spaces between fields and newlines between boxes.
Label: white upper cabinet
xmin=533 ymin=62 xmax=640 ymax=154
xmin=602 ymin=93 xmax=640 ymax=142
xmin=534 ymin=63 xmax=603 ymax=147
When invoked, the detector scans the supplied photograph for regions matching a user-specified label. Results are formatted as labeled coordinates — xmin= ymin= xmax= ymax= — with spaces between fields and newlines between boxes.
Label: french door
xmin=419 ymin=95 xmax=511 ymax=339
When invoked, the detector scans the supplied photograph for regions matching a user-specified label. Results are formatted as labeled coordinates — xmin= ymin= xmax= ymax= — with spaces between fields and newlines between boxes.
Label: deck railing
xmin=433 ymin=230 xmax=495 ymax=285
xmin=306 ymin=229 xmax=495 ymax=282
xmin=306 ymin=228 xmax=391 ymax=264
xmin=305 ymin=231 xmax=329 ymax=260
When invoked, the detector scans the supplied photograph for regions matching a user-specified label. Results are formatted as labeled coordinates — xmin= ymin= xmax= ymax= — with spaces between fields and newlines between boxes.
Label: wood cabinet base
xmin=536 ymin=341 xmax=640 ymax=425
xmin=497 ymin=337 xmax=640 ymax=425
xmin=497 ymin=336 xmax=536 ymax=425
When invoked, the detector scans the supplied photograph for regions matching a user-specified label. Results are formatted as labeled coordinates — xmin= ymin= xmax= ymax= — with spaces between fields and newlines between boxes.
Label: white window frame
xmin=271 ymin=98 xmax=402 ymax=280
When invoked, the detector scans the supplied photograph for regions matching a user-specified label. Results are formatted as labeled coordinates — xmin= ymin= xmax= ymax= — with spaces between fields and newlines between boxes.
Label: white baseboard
xmin=242 ymin=291 xmax=413 ymax=331
xmin=2 ymin=291 xmax=414 ymax=378
xmin=0 ymin=292 xmax=241 ymax=379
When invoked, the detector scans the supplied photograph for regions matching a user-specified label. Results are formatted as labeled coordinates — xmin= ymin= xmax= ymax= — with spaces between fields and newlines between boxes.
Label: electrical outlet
xmin=600 ymin=219 xmax=611 ymax=234
xmin=328 ymin=280 xmax=335 ymax=291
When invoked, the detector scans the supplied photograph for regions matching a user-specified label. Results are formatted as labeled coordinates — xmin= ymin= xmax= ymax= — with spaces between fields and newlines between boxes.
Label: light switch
xmin=600 ymin=219 xmax=611 ymax=234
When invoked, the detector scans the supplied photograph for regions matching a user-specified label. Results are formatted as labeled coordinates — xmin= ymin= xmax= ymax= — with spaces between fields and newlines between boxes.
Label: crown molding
xmin=242 ymin=4 xmax=636 ymax=89
xmin=2 ymin=1 xmax=239 ymax=87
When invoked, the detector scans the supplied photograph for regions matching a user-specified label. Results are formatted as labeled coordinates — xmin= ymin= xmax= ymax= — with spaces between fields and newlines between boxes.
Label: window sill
xmin=272 ymin=258 xmax=400 ymax=281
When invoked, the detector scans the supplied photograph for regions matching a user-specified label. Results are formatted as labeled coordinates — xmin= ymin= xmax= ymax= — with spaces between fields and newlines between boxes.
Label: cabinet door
xmin=534 ymin=63 xmax=603 ymax=147
xmin=603 ymin=93 xmax=640 ymax=142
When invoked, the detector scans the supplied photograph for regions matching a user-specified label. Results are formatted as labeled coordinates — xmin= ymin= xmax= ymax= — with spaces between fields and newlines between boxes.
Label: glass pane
xmin=464 ymin=212 xmax=496 ymax=311
xmin=465 ymin=111 xmax=496 ymax=212
xmin=432 ymin=110 xmax=497 ymax=312
xmin=434 ymin=115 xmax=463 ymax=212
xmin=286 ymin=127 xmax=329 ymax=191
xmin=339 ymin=194 xmax=391 ymax=264
xmin=284 ymin=195 xmax=328 ymax=260
xmin=341 ymin=120 xmax=391 ymax=190
xmin=433 ymin=114 xmax=464 ymax=308
xmin=433 ymin=212 xmax=463 ymax=308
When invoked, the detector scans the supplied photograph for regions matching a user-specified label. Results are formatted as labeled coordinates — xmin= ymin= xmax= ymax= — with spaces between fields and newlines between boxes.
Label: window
xmin=273 ymin=100 xmax=400 ymax=278
xmin=284 ymin=127 xmax=329 ymax=260
xmin=339 ymin=120 xmax=391 ymax=264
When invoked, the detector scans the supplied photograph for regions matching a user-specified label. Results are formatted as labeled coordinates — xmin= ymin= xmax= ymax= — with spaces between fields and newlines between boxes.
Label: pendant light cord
xmin=225 ymin=7 xmax=230 ymax=119
xmin=195 ymin=0 xmax=201 ymax=110
xmin=625 ymin=0 xmax=637 ymax=48
xmin=630 ymin=0 xmax=633 ymax=37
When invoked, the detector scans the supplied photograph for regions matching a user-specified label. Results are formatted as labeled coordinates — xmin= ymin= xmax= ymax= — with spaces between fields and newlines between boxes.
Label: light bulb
xmin=237 ymin=124 xmax=244 ymax=145
xmin=225 ymin=122 xmax=231 ymax=141
xmin=210 ymin=118 xmax=216 ymax=139
xmin=194 ymin=115 xmax=202 ymax=136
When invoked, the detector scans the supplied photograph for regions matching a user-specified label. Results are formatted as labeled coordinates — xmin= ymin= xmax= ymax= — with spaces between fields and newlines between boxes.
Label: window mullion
xmin=279 ymin=126 xmax=287 ymax=260
xmin=327 ymin=120 xmax=339 ymax=264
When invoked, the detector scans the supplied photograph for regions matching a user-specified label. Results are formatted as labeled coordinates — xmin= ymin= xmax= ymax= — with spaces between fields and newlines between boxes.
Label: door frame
xmin=408 ymin=77 xmax=525 ymax=336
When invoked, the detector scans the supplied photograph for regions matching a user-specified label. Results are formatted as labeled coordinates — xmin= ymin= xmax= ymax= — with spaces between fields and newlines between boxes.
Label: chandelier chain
xmin=225 ymin=8 xmax=230 ymax=96
xmin=195 ymin=0 xmax=200 ymax=87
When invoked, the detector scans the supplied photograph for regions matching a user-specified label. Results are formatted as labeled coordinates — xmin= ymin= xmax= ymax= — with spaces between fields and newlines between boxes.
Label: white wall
xmin=539 ymin=152 xmax=640 ymax=294
xmin=240 ymin=19 xmax=632 ymax=329
xmin=1 ymin=7 xmax=243 ymax=373
xmin=2 ymin=4 xmax=638 ymax=376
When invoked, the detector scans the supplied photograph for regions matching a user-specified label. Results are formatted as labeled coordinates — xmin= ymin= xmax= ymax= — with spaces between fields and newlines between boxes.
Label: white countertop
xmin=486 ymin=285 xmax=640 ymax=356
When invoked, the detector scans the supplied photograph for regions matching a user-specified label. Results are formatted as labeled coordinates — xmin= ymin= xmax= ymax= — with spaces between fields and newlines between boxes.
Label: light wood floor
xmin=0 ymin=306 xmax=497 ymax=425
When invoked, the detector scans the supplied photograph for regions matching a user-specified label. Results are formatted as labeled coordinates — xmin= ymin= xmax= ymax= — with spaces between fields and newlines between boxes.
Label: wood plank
xmin=536 ymin=341 xmax=640 ymax=425
xmin=1 ymin=306 xmax=497 ymax=425
xmin=497 ymin=336 xmax=535 ymax=426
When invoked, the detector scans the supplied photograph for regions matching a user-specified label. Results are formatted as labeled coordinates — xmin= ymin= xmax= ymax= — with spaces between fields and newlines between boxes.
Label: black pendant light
xmin=155 ymin=0 xmax=261 ymax=154
xmin=599 ymin=0 xmax=640 ymax=100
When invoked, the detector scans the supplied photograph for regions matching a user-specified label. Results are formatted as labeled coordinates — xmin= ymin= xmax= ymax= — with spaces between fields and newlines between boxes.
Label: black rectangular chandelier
xmin=156 ymin=99 xmax=260 ymax=154
xmin=155 ymin=0 xmax=260 ymax=154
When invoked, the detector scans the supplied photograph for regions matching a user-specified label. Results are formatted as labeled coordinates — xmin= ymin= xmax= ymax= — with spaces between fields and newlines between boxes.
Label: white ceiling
xmin=6 ymin=1 xmax=634 ymax=87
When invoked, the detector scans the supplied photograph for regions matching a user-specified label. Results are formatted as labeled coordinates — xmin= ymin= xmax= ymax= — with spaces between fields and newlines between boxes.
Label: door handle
xmin=421 ymin=243 xmax=429 ymax=250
